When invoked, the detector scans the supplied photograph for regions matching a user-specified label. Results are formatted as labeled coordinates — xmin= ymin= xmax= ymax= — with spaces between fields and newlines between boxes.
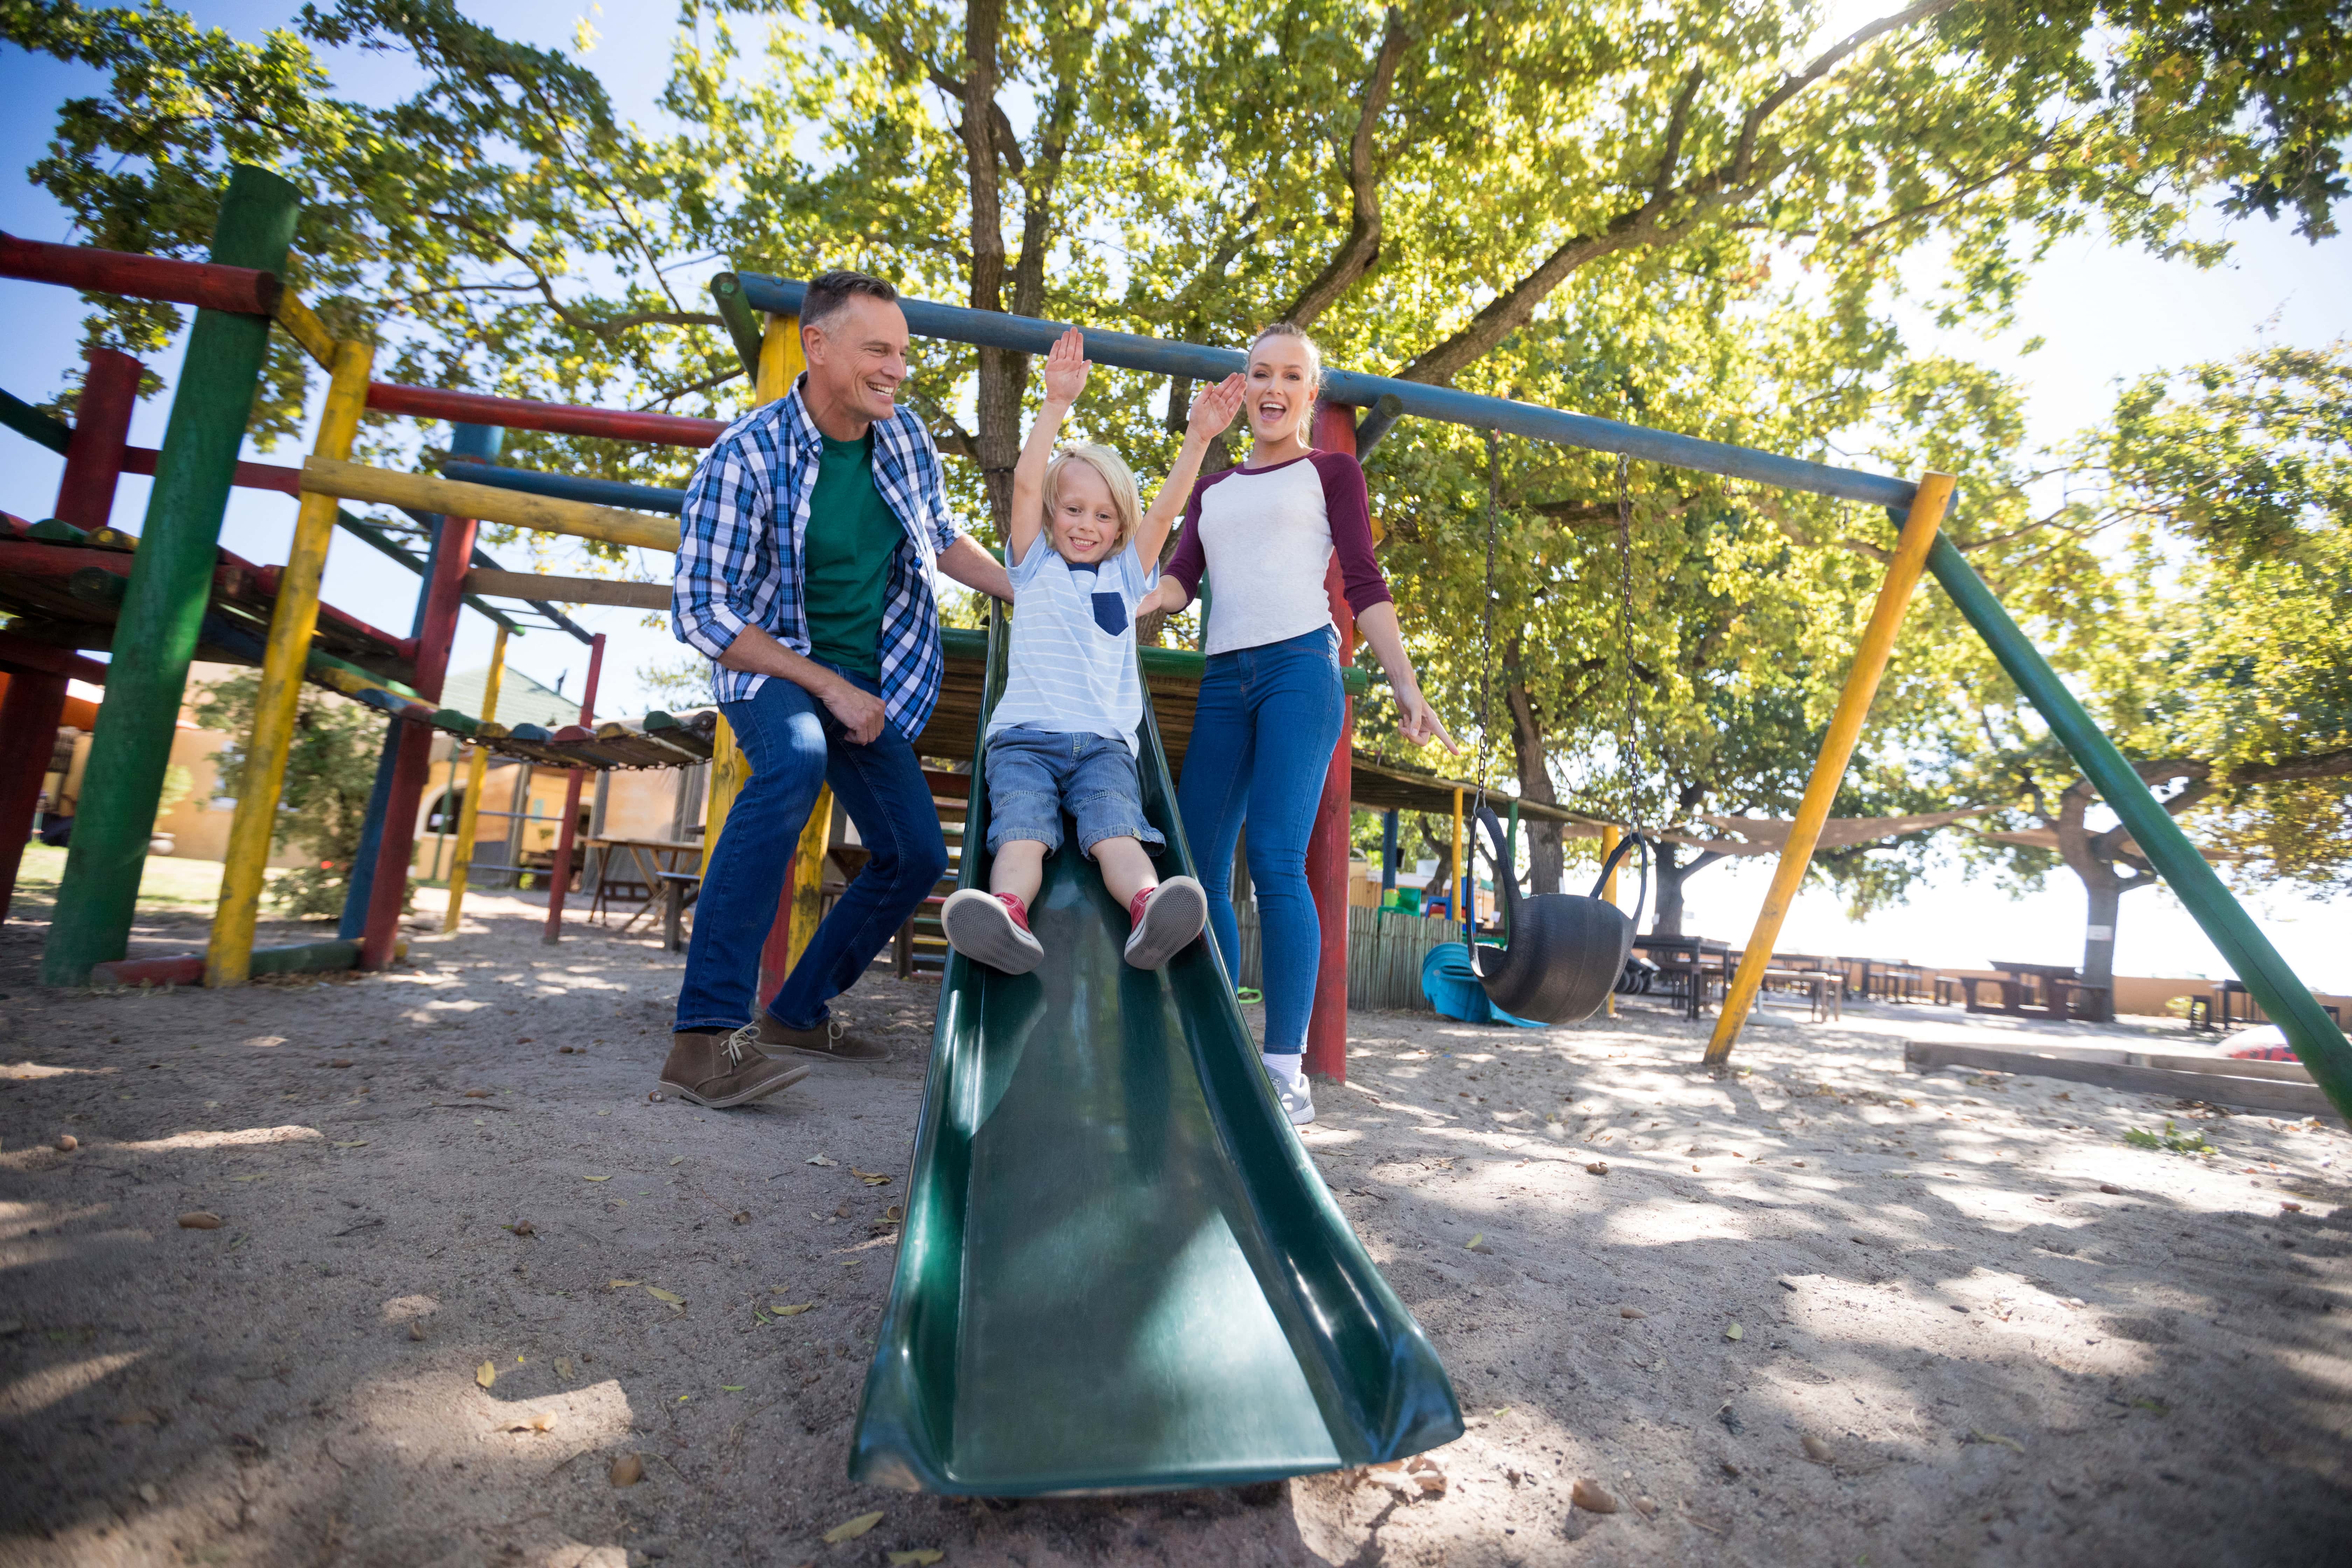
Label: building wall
xmin=408 ymin=752 xmax=698 ymax=881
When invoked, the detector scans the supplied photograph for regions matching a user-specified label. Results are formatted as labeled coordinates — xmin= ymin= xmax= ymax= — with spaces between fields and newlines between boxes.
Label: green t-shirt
xmin=801 ymin=431 xmax=902 ymax=679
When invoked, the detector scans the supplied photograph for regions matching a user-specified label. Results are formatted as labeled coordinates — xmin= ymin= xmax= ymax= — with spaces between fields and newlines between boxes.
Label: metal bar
xmin=41 ymin=164 xmax=301 ymax=987
xmin=0 ymin=230 xmax=281 ymax=316
xmin=735 ymin=272 xmax=1921 ymax=509
xmin=1924 ymin=533 xmax=2352 ymax=1121
xmin=1 ymin=386 xmax=73 ymax=454
xmin=364 ymin=381 xmax=723 ymax=448
xmin=302 ymin=456 xmax=678 ymax=552
xmin=334 ymin=510 xmax=528 ymax=632
xmin=209 ymin=334 xmax=373 ymax=987
xmin=542 ymin=631 xmax=604 ymax=944
xmin=442 ymin=459 xmax=685 ymax=514
xmin=1704 ymin=473 xmax=1954 ymax=1064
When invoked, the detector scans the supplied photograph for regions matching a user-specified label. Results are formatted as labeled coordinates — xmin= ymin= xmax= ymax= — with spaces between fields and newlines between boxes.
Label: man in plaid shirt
xmin=662 ymin=271 xmax=1011 ymax=1109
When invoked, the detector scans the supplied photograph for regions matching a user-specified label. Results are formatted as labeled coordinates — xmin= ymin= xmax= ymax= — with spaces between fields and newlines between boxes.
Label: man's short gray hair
xmin=802 ymin=269 xmax=900 ymax=334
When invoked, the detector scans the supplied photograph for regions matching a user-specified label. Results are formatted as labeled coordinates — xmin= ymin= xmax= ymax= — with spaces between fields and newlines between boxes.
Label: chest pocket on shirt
xmin=1092 ymin=591 xmax=1128 ymax=638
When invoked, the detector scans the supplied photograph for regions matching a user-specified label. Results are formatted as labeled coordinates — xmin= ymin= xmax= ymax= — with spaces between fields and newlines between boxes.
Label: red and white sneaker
xmin=942 ymin=888 xmax=1045 ymax=974
xmin=1123 ymin=876 xmax=1207 ymax=970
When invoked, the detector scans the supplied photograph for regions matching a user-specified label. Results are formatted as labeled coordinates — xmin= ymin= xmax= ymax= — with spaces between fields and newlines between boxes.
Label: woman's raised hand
xmin=1187 ymin=373 xmax=1246 ymax=439
xmin=1041 ymin=327 xmax=1090 ymax=405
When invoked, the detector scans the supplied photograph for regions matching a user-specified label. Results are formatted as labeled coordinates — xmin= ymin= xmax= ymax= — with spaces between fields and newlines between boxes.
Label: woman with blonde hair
xmin=1138 ymin=321 xmax=1455 ymax=1124
xmin=941 ymin=329 xmax=1245 ymax=973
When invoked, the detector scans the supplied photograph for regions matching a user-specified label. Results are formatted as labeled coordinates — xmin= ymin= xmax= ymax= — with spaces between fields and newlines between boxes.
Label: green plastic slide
xmin=849 ymin=620 xmax=1462 ymax=1495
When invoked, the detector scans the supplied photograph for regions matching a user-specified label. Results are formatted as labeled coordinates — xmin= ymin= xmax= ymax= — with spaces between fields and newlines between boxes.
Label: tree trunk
xmin=959 ymin=0 xmax=1018 ymax=538
xmin=1503 ymin=671 xmax=1562 ymax=894
xmin=1648 ymin=841 xmax=1722 ymax=938
xmin=2080 ymin=872 xmax=2121 ymax=1023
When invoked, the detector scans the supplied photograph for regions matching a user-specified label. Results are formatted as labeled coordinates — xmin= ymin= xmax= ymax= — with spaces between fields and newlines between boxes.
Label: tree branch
xmin=1281 ymin=8 xmax=1412 ymax=327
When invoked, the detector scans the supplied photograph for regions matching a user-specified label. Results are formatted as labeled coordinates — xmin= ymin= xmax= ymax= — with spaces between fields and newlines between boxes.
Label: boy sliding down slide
xmin=941 ymin=329 xmax=1245 ymax=975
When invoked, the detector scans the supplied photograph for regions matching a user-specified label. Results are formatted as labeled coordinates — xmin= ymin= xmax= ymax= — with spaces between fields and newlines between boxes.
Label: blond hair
xmin=1247 ymin=320 xmax=1323 ymax=394
xmin=1041 ymin=442 xmax=1143 ymax=555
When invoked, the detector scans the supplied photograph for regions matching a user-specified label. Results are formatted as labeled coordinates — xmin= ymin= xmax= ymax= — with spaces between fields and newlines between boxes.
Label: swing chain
xmin=1614 ymin=453 xmax=1642 ymax=840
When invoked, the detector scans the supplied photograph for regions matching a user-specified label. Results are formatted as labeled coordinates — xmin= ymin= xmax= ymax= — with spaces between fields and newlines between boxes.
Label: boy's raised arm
xmin=1008 ymin=327 xmax=1090 ymax=568
xmin=1135 ymin=374 xmax=1244 ymax=567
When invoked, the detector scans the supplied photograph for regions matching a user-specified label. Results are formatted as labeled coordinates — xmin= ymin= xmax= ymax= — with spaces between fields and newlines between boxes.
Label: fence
xmin=1235 ymin=902 xmax=1465 ymax=1013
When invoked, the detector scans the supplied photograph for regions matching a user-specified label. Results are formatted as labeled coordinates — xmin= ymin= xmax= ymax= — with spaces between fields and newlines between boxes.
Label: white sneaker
xmin=1123 ymin=876 xmax=1206 ymax=969
xmin=941 ymin=888 xmax=1044 ymax=974
xmin=1275 ymin=1071 xmax=1315 ymax=1127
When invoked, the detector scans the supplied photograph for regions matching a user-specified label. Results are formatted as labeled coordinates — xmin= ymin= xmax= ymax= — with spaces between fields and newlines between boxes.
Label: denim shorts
xmin=984 ymin=724 xmax=1167 ymax=859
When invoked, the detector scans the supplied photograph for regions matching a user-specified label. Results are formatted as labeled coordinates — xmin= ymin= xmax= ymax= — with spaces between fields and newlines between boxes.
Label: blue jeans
xmin=673 ymin=667 xmax=950 ymax=1034
xmin=984 ymin=726 xmax=1166 ymax=858
xmin=1175 ymin=625 xmax=1346 ymax=1056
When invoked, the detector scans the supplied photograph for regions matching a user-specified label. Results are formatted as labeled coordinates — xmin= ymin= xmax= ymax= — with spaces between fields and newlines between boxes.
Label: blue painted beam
xmin=733 ymin=272 xmax=1919 ymax=510
xmin=442 ymin=460 xmax=685 ymax=517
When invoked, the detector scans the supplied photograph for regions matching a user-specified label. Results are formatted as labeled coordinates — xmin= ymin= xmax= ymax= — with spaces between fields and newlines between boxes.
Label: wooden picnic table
xmin=587 ymin=835 xmax=704 ymax=941
xmin=1967 ymin=959 xmax=2110 ymax=1021
xmin=1633 ymin=935 xmax=1732 ymax=1021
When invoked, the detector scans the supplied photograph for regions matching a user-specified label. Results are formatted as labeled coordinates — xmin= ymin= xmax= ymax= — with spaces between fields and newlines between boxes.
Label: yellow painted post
xmin=442 ymin=625 xmax=508 ymax=932
xmin=1704 ymin=472 xmax=1955 ymax=1065
xmin=205 ymin=336 xmax=374 ymax=987
xmin=786 ymin=786 xmax=835 ymax=966
xmin=1601 ymin=824 xmax=1621 ymax=1017
xmin=699 ymin=314 xmax=804 ymax=878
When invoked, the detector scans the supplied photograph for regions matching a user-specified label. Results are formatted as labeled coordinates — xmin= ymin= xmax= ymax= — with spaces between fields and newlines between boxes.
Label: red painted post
xmin=357 ymin=510 xmax=478 ymax=969
xmin=757 ymin=881 xmax=796 ymax=1009
xmin=541 ymin=634 xmax=605 ymax=944
xmin=0 ymin=671 xmax=69 ymax=917
xmin=0 ymin=233 xmax=282 ymax=316
xmin=1304 ymin=401 xmax=1359 ymax=1083
xmin=54 ymin=350 xmax=142 ymax=528
xmin=364 ymin=383 xmax=723 ymax=449
xmin=5 ymin=349 xmax=142 ymax=914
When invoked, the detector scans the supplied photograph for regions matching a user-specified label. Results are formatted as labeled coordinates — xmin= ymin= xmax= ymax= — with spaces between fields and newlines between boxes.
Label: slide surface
xmin=849 ymin=623 xmax=1461 ymax=1496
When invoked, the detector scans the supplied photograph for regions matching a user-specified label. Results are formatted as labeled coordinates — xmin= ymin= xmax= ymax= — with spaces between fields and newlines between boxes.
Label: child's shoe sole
xmin=942 ymin=888 xmax=1045 ymax=975
xmin=1124 ymin=876 xmax=1207 ymax=969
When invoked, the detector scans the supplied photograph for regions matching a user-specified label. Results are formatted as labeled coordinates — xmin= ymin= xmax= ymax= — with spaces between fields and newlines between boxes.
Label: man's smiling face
xmin=803 ymin=295 xmax=910 ymax=428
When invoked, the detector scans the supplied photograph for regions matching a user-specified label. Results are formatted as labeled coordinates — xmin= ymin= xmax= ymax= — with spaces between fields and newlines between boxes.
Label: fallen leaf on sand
xmin=2099 ymin=1183 xmax=2122 ymax=1194
xmin=824 ymin=1511 xmax=885 ymax=1544
xmin=113 ymin=1408 xmax=159 ymax=1426
xmin=732 ymin=1211 xmax=751 ymax=1224
xmin=1633 ymin=1495 xmax=1658 ymax=1516
xmin=775 ymin=1303 xmax=813 ymax=1316
xmin=888 ymin=1552 xmax=945 ymax=1567
xmin=1408 ymin=1457 xmax=1447 ymax=1496
xmin=670 ymin=1156 xmax=684 ymax=1166
xmin=852 ymin=1168 xmax=892 ymax=1185
xmin=720 ymin=1385 xmax=745 ymax=1392
xmin=463 ymin=1089 xmax=490 ymax=1099
xmin=409 ymin=1321 xmax=425 ymax=1341
xmin=1491 ymin=1406 xmax=1511 ymax=1418
xmin=648 ymin=1288 xmax=685 ymax=1305
xmin=476 ymin=1362 xmax=496 ymax=1389
xmin=1571 ymin=1478 xmax=1618 ymax=1513
xmin=507 ymin=1413 xmax=554 ymax=1433
xmin=1969 ymin=1429 xmax=2024 ymax=1453
xmin=608 ymin=1454 xmax=643 ymax=1487
xmin=54 ymin=1135 xmax=78 ymax=1152
xmin=1724 ymin=1322 xmax=1743 ymax=1341
xmin=583 ymin=1175 xmax=612 ymax=1183
xmin=1801 ymin=1434 xmax=1834 ymax=1463
xmin=808 ymin=1154 xmax=839 ymax=1167
xmin=506 ymin=1220 xmax=535 ymax=1237
xmin=2283 ymin=1201 xmax=2304 ymax=1212
xmin=883 ymin=1205 xmax=904 ymax=1223
xmin=556 ymin=1358 xmax=572 ymax=1378
xmin=332 ymin=1140 xmax=368 ymax=1149
xmin=609 ymin=1279 xmax=640 ymax=1289
xmin=329 ymin=1060 xmax=353 ymax=1069
xmin=1619 ymin=1307 xmax=1646 ymax=1320
xmin=1585 ymin=1161 xmax=1608 ymax=1175
xmin=178 ymin=1212 xmax=223 ymax=1229
xmin=1464 ymin=1233 xmax=1490 ymax=1253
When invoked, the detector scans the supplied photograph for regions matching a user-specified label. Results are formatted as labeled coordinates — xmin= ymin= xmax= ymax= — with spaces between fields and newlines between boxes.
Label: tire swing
xmin=1465 ymin=801 xmax=1649 ymax=1024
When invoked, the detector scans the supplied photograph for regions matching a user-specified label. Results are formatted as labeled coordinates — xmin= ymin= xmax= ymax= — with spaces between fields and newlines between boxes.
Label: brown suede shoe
xmin=660 ymin=1028 xmax=811 ymax=1108
xmin=755 ymin=1014 xmax=892 ymax=1063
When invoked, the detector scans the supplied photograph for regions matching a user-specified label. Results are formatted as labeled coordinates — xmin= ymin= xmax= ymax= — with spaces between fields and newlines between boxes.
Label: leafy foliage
xmin=190 ymin=673 xmax=384 ymax=918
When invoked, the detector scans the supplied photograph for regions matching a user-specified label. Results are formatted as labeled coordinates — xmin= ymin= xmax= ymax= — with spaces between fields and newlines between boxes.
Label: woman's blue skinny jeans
xmin=1175 ymin=625 xmax=1346 ymax=1058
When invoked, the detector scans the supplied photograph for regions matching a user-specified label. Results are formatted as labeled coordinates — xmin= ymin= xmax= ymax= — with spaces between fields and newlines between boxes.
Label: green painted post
xmin=41 ymin=164 xmax=301 ymax=986
xmin=1926 ymin=534 xmax=2352 ymax=1122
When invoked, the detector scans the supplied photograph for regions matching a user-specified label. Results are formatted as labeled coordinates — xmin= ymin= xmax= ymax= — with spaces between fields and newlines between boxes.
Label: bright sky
xmin=1 ymin=4 xmax=2344 ymax=989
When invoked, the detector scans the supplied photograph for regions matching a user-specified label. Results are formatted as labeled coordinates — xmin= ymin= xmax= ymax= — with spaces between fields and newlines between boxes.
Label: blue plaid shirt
xmin=672 ymin=381 xmax=965 ymax=737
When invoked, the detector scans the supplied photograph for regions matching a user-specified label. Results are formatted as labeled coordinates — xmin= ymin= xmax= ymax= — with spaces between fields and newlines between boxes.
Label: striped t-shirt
xmin=986 ymin=537 xmax=1155 ymax=754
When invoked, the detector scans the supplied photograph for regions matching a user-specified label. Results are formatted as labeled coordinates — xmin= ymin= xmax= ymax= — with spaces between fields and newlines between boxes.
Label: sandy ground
xmin=2 ymin=884 xmax=2348 ymax=1568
